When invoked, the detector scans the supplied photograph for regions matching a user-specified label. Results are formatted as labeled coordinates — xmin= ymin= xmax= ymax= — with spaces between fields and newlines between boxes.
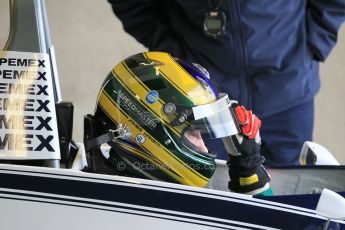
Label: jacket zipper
xmin=226 ymin=0 xmax=252 ymax=109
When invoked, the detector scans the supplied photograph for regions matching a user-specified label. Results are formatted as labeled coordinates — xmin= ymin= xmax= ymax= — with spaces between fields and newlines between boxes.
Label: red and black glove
xmin=227 ymin=105 xmax=271 ymax=195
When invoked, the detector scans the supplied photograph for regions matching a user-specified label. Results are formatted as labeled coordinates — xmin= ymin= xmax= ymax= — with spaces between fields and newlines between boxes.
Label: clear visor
xmin=182 ymin=93 xmax=240 ymax=139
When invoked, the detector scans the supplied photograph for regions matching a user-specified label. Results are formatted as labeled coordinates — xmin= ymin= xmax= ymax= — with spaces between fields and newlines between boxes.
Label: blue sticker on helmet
xmin=146 ymin=90 xmax=159 ymax=104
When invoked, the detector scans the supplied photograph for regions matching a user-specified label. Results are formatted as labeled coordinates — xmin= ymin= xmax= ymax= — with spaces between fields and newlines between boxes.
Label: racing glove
xmin=227 ymin=105 xmax=272 ymax=196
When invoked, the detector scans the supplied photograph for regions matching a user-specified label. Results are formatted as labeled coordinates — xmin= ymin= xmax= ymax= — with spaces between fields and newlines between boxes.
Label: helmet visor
xmin=173 ymin=93 xmax=240 ymax=139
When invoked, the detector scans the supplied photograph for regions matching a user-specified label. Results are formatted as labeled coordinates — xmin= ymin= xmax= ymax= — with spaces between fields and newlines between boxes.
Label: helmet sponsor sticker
xmin=119 ymin=91 xmax=157 ymax=129
xmin=145 ymin=90 xmax=159 ymax=104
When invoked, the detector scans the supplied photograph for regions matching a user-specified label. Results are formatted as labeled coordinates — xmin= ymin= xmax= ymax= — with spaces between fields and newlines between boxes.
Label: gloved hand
xmin=234 ymin=105 xmax=261 ymax=141
xmin=227 ymin=105 xmax=272 ymax=196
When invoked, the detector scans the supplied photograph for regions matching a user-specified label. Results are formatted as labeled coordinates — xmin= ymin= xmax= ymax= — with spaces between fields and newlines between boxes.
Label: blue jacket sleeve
xmin=307 ymin=0 xmax=345 ymax=61
xmin=107 ymin=0 xmax=183 ymax=56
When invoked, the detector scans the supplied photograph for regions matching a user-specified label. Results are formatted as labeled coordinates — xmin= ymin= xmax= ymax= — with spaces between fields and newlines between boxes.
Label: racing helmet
xmin=91 ymin=52 xmax=239 ymax=187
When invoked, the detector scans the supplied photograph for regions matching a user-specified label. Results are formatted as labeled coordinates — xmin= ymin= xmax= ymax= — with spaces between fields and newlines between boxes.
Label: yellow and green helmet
xmin=93 ymin=52 xmax=239 ymax=187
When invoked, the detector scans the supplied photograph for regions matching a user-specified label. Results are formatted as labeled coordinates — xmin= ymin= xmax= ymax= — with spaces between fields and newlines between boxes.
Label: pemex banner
xmin=0 ymin=51 xmax=60 ymax=160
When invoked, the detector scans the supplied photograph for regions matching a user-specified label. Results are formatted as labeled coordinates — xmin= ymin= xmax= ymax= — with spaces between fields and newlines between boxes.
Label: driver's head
xmin=92 ymin=52 xmax=238 ymax=187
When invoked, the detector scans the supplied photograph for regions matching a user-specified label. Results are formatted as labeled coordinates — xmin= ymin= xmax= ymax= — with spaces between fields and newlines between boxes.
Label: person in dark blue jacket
xmin=107 ymin=0 xmax=345 ymax=165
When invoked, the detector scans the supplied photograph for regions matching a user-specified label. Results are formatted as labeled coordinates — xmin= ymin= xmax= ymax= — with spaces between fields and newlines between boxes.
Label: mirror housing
xmin=316 ymin=188 xmax=345 ymax=220
xmin=299 ymin=141 xmax=340 ymax=166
